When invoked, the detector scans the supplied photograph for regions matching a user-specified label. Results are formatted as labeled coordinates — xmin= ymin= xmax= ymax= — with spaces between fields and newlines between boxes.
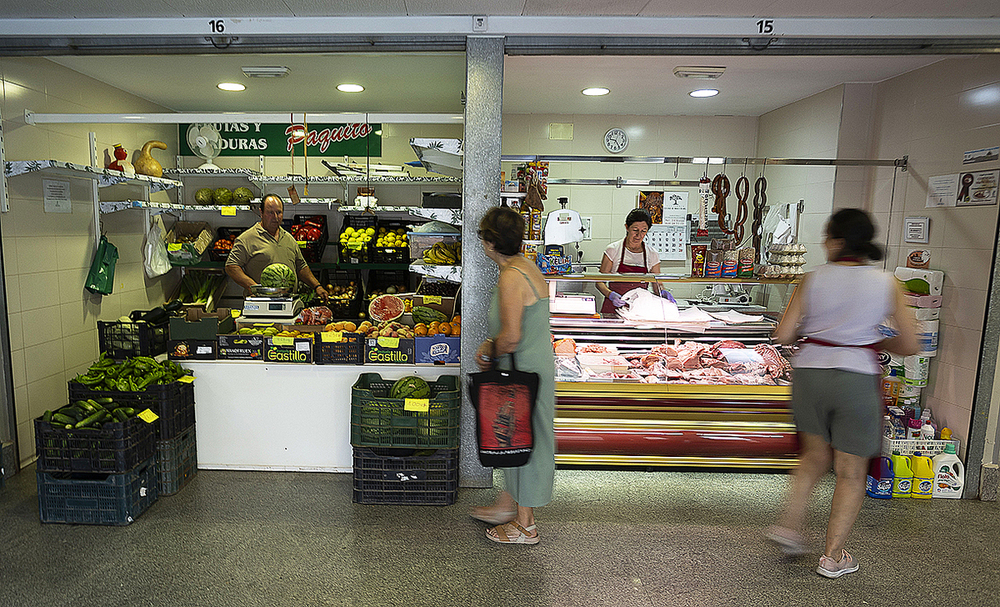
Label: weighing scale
xmin=240 ymin=295 xmax=304 ymax=320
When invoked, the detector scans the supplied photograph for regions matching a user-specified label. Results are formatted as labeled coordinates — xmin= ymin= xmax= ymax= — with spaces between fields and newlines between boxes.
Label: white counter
xmin=183 ymin=361 xmax=460 ymax=472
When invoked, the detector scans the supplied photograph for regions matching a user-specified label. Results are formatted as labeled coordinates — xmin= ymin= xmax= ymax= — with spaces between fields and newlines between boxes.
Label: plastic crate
xmin=882 ymin=438 xmax=960 ymax=457
xmin=408 ymin=232 xmax=460 ymax=262
xmin=324 ymin=269 xmax=363 ymax=319
xmin=156 ymin=424 xmax=197 ymax=496
xmin=291 ymin=214 xmax=329 ymax=264
xmin=339 ymin=214 xmax=377 ymax=264
xmin=375 ymin=220 xmax=412 ymax=264
xmin=98 ymin=320 xmax=169 ymax=359
xmin=208 ymin=226 xmax=250 ymax=262
xmin=37 ymin=457 xmax=158 ymax=525
xmin=314 ymin=332 xmax=365 ymax=365
xmin=351 ymin=374 xmax=461 ymax=449
xmin=68 ymin=380 xmax=195 ymax=441
xmin=34 ymin=414 xmax=156 ymax=474
xmin=352 ymin=447 xmax=458 ymax=506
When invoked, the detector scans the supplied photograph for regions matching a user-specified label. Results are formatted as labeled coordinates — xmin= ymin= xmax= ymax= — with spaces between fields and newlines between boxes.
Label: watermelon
xmin=260 ymin=263 xmax=296 ymax=290
xmin=390 ymin=376 xmax=431 ymax=399
xmin=369 ymin=294 xmax=404 ymax=322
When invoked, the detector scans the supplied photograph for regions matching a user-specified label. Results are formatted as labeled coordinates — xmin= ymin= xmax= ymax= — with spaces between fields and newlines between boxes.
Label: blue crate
xmin=156 ymin=424 xmax=197 ymax=496
xmin=37 ymin=457 xmax=158 ymax=525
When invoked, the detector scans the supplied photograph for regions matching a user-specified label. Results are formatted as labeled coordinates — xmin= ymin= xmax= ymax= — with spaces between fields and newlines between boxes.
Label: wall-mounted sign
xmin=904 ymin=216 xmax=930 ymax=244
xmin=926 ymin=170 xmax=999 ymax=208
xmin=964 ymin=146 xmax=999 ymax=165
xmin=42 ymin=179 xmax=71 ymax=213
xmin=178 ymin=122 xmax=381 ymax=157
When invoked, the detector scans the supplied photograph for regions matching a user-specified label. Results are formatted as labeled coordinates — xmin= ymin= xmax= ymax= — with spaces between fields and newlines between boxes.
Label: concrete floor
xmin=1 ymin=464 xmax=998 ymax=607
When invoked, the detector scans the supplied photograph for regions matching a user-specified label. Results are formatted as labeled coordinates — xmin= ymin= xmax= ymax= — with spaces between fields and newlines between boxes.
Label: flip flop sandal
xmin=471 ymin=508 xmax=517 ymax=525
xmin=487 ymin=522 xmax=539 ymax=545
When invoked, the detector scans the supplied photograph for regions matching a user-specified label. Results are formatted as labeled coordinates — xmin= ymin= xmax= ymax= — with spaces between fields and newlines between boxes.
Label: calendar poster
xmin=644 ymin=191 xmax=689 ymax=260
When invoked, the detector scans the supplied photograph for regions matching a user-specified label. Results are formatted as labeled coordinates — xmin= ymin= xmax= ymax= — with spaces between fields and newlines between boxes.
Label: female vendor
xmin=597 ymin=208 xmax=671 ymax=314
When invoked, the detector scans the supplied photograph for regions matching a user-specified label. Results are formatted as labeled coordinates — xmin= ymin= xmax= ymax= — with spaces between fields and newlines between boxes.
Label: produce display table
xmin=182 ymin=361 xmax=458 ymax=472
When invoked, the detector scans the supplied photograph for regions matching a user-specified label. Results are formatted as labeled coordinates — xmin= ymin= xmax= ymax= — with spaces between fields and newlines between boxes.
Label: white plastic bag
xmin=143 ymin=214 xmax=172 ymax=278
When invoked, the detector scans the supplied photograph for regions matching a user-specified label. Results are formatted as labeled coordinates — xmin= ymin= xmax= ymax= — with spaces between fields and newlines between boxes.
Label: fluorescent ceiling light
xmin=217 ymin=82 xmax=246 ymax=92
xmin=673 ymin=66 xmax=726 ymax=79
xmin=689 ymin=89 xmax=719 ymax=98
xmin=337 ymin=83 xmax=365 ymax=93
xmin=241 ymin=66 xmax=290 ymax=78
xmin=581 ymin=87 xmax=610 ymax=96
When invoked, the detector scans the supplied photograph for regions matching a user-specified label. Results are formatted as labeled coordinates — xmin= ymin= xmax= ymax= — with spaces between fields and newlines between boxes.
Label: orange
xmin=343 ymin=321 xmax=357 ymax=332
xmin=451 ymin=315 xmax=461 ymax=325
xmin=428 ymin=321 xmax=439 ymax=333
xmin=450 ymin=324 xmax=460 ymax=335
xmin=438 ymin=322 xmax=452 ymax=336
xmin=413 ymin=323 xmax=427 ymax=336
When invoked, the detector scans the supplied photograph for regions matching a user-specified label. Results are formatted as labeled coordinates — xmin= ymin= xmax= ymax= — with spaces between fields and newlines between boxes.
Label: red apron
xmin=601 ymin=240 xmax=649 ymax=314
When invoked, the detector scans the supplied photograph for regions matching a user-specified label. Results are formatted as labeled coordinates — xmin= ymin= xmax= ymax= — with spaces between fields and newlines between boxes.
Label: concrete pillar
xmin=459 ymin=35 xmax=504 ymax=488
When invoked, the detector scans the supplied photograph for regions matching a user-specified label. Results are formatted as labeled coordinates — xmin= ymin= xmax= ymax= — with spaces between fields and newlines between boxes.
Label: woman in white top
xmin=597 ymin=208 xmax=665 ymax=314
xmin=766 ymin=208 xmax=918 ymax=579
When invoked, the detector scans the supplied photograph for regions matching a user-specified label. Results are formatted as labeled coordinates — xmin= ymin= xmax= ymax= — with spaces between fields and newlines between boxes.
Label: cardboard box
xmin=165 ymin=221 xmax=213 ymax=265
xmin=407 ymin=294 xmax=458 ymax=319
xmin=217 ymin=334 xmax=264 ymax=360
xmin=168 ymin=339 xmax=217 ymax=360
xmin=414 ymin=336 xmax=460 ymax=365
xmin=264 ymin=336 xmax=314 ymax=363
xmin=364 ymin=337 xmax=415 ymax=365
xmin=169 ymin=309 xmax=235 ymax=340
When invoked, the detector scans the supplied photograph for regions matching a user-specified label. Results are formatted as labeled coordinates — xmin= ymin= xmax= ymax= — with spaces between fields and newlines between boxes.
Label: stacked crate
xmin=349 ymin=374 xmax=461 ymax=505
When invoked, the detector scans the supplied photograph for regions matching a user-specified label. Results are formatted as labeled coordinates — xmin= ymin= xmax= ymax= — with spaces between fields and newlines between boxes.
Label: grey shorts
xmin=791 ymin=367 xmax=883 ymax=458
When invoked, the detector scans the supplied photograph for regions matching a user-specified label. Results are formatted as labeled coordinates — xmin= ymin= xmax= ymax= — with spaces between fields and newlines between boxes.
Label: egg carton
xmin=769 ymin=243 xmax=807 ymax=254
xmin=767 ymin=253 xmax=807 ymax=266
xmin=762 ymin=264 xmax=805 ymax=279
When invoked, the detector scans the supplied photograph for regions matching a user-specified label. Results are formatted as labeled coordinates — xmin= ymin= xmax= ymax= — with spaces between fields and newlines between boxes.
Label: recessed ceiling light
xmin=689 ymin=89 xmax=719 ymax=98
xmin=582 ymin=87 xmax=610 ymax=96
xmin=673 ymin=66 xmax=726 ymax=80
xmin=337 ymin=83 xmax=364 ymax=93
xmin=217 ymin=82 xmax=246 ymax=92
xmin=241 ymin=66 xmax=290 ymax=78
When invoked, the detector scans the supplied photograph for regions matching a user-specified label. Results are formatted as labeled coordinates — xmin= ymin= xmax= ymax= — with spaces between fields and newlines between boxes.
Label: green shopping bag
xmin=85 ymin=235 xmax=119 ymax=295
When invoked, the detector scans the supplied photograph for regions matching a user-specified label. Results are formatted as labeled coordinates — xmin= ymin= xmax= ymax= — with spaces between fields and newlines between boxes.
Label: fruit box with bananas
xmin=409 ymin=233 xmax=461 ymax=263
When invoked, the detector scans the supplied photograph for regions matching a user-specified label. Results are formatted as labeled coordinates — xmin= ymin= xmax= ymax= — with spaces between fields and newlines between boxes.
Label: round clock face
xmin=604 ymin=128 xmax=628 ymax=153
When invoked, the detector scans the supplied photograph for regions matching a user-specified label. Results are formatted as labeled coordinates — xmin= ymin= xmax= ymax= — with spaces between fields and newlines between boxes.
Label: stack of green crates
xmin=350 ymin=373 xmax=461 ymax=505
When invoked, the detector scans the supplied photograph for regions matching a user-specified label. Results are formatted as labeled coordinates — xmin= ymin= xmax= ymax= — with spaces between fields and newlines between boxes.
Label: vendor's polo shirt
xmin=226 ymin=223 xmax=308 ymax=284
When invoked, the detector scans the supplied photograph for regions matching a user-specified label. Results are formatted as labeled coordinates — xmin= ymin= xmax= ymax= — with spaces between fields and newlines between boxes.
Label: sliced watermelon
xmin=369 ymin=294 xmax=405 ymax=322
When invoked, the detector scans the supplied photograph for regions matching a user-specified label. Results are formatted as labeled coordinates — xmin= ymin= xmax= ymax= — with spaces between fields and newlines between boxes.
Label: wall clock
xmin=604 ymin=128 xmax=628 ymax=153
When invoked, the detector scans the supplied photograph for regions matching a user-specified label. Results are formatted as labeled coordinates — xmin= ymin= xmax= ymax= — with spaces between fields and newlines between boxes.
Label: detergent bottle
xmin=910 ymin=451 xmax=934 ymax=499
xmin=932 ymin=443 xmax=965 ymax=499
xmin=891 ymin=452 xmax=913 ymax=498
xmin=866 ymin=456 xmax=894 ymax=499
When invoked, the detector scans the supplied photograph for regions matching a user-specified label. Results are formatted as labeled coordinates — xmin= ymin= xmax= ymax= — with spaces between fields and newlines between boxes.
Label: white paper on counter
xmin=720 ymin=348 xmax=765 ymax=364
xmin=708 ymin=310 xmax=765 ymax=324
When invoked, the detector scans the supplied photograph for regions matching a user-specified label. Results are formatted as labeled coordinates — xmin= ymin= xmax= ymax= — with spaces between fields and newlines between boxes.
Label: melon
xmin=390 ymin=376 xmax=431 ymax=399
xmin=260 ymin=263 xmax=296 ymax=291
xmin=369 ymin=294 xmax=404 ymax=322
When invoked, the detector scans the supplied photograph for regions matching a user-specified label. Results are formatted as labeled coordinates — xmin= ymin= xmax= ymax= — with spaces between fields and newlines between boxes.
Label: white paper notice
xmin=42 ymin=179 xmax=72 ymax=213
xmin=645 ymin=192 xmax=689 ymax=260
xmin=926 ymin=174 xmax=959 ymax=208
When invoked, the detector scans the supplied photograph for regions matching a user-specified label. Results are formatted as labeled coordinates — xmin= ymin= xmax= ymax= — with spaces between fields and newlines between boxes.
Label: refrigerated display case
xmin=547 ymin=274 xmax=799 ymax=469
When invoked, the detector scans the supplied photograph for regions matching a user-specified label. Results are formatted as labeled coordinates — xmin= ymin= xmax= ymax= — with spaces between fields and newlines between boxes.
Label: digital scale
xmin=240 ymin=296 xmax=304 ymax=321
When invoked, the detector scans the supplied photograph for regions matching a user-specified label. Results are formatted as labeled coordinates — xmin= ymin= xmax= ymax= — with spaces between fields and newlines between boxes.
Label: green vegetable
xmin=75 ymin=411 xmax=106 ymax=429
xmin=51 ymin=413 xmax=77 ymax=426
xmin=212 ymin=187 xmax=233 ymax=205
xmin=412 ymin=306 xmax=447 ymax=325
xmin=42 ymin=410 xmax=52 ymax=423
xmin=233 ymin=187 xmax=254 ymax=204
xmin=390 ymin=376 xmax=431 ymax=399
xmin=260 ymin=263 xmax=296 ymax=291
xmin=194 ymin=188 xmax=214 ymax=204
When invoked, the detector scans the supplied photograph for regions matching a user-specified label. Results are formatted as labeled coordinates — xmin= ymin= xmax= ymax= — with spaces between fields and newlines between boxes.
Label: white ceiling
xmin=7 ymin=1 xmax=997 ymax=117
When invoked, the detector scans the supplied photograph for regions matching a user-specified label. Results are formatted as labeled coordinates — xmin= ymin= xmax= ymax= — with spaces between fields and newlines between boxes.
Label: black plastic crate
xmin=98 ymin=320 xmax=169 ymax=359
xmin=324 ymin=269 xmax=362 ymax=319
xmin=350 ymin=374 xmax=461 ymax=449
xmin=314 ymin=332 xmax=365 ymax=365
xmin=34 ymin=414 xmax=156 ymax=474
xmin=156 ymin=424 xmax=197 ymax=496
xmin=352 ymin=447 xmax=458 ymax=506
xmin=339 ymin=214 xmax=377 ymax=264
xmin=37 ymin=457 xmax=158 ymax=525
xmin=291 ymin=214 xmax=329 ymax=264
xmin=68 ymin=380 xmax=195 ymax=441
xmin=208 ymin=226 xmax=251 ymax=262
xmin=374 ymin=220 xmax=412 ymax=264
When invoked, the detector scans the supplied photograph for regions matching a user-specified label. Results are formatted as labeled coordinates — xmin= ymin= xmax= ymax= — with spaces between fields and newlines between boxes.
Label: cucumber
xmin=112 ymin=409 xmax=129 ymax=423
xmin=51 ymin=413 xmax=77 ymax=425
xmin=94 ymin=397 xmax=115 ymax=405
xmin=75 ymin=411 xmax=105 ymax=429
xmin=60 ymin=406 xmax=86 ymax=422
xmin=87 ymin=399 xmax=105 ymax=410
xmin=42 ymin=410 xmax=52 ymax=422
xmin=76 ymin=400 xmax=96 ymax=413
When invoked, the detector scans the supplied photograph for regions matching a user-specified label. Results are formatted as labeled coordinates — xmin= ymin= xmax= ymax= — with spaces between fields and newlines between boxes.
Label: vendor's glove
xmin=659 ymin=290 xmax=676 ymax=303
xmin=608 ymin=292 xmax=627 ymax=308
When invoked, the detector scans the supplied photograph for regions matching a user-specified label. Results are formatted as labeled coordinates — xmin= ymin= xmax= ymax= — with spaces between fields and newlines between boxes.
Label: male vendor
xmin=225 ymin=194 xmax=329 ymax=302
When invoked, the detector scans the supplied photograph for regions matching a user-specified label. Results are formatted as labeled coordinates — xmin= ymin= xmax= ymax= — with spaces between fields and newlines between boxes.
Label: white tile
xmin=13 ymin=385 xmax=28 ymax=433
xmin=55 ymin=234 xmax=97 ymax=271
xmin=24 ymin=339 xmax=64 ymax=385
xmin=26 ymin=373 xmax=67 ymax=420
xmin=939 ymin=247 xmax=993 ymax=292
xmin=15 ymin=236 xmax=58 ymax=273
xmin=6 ymin=311 xmax=24 ymax=352
xmin=63 ymin=329 xmax=99 ymax=370
xmin=9 ymin=346 xmax=26 ymax=389
xmin=928 ymin=361 xmax=977 ymax=412
xmin=21 ymin=305 xmax=64 ymax=348
xmin=936 ymin=326 xmax=983 ymax=371
xmin=2 ymin=236 xmax=19 ymax=275
xmin=4 ymin=273 xmax=21 ymax=313
xmin=939 ymin=287 xmax=988 ymax=332
xmin=16 ymin=271 xmax=58 ymax=312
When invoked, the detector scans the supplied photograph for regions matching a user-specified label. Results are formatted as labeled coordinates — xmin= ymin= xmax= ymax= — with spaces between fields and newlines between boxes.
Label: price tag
xmin=272 ymin=336 xmax=294 ymax=346
xmin=295 ymin=341 xmax=311 ymax=352
xmin=422 ymin=295 xmax=442 ymax=305
xmin=178 ymin=375 xmax=195 ymax=384
xmin=231 ymin=309 xmax=241 ymax=318
xmin=220 ymin=206 xmax=237 ymax=216
xmin=404 ymin=398 xmax=430 ymax=413
xmin=167 ymin=243 xmax=182 ymax=251
xmin=321 ymin=331 xmax=343 ymax=342
xmin=377 ymin=336 xmax=400 ymax=348
xmin=137 ymin=409 xmax=159 ymax=423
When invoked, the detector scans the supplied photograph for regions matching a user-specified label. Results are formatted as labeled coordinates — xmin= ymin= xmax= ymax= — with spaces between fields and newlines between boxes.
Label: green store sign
xmin=178 ymin=123 xmax=382 ymax=157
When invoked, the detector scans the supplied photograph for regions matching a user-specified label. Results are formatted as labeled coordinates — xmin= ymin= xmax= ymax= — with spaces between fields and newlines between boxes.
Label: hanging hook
xmin=674 ymin=158 xmax=679 ymax=179
xmin=742 ymin=158 xmax=749 ymax=177
xmin=762 ymin=158 xmax=767 ymax=176
xmin=703 ymin=157 xmax=710 ymax=179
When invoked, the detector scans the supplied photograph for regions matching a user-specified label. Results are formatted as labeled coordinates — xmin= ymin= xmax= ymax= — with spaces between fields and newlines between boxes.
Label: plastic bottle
xmin=866 ymin=456 xmax=894 ymax=499
xmin=882 ymin=372 xmax=902 ymax=408
xmin=920 ymin=421 xmax=935 ymax=440
xmin=882 ymin=415 xmax=894 ymax=441
xmin=941 ymin=427 xmax=953 ymax=441
xmin=891 ymin=453 xmax=913 ymax=498
xmin=908 ymin=418 xmax=924 ymax=439
xmin=910 ymin=451 xmax=934 ymax=499
xmin=932 ymin=443 xmax=965 ymax=499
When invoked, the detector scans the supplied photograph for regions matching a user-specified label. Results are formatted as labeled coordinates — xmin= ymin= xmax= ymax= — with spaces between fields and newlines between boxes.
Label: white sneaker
xmin=816 ymin=549 xmax=859 ymax=578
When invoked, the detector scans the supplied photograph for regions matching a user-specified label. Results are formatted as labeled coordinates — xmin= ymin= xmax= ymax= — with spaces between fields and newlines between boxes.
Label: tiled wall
xmin=2 ymin=57 xmax=178 ymax=465
xmin=869 ymin=55 xmax=1000 ymax=455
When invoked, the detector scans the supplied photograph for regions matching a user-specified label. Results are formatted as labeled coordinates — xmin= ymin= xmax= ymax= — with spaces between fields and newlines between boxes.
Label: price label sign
xmin=178 ymin=375 xmax=195 ymax=384
xmin=404 ymin=398 xmax=430 ymax=413
xmin=220 ymin=206 xmax=237 ymax=216
xmin=422 ymin=295 xmax=442 ymax=305
xmin=377 ymin=336 xmax=400 ymax=348
xmin=137 ymin=409 xmax=160 ymax=423
xmin=321 ymin=331 xmax=343 ymax=342
xmin=272 ymin=336 xmax=294 ymax=346
xmin=167 ymin=243 xmax=182 ymax=251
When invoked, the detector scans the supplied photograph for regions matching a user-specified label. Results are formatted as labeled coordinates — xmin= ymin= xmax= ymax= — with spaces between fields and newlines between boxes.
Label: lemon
xmin=345 ymin=226 xmax=355 ymax=236
xmin=366 ymin=227 xmax=376 ymax=236
xmin=379 ymin=227 xmax=387 ymax=234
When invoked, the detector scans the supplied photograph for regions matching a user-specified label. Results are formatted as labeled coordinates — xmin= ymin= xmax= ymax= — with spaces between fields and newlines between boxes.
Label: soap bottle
xmin=908 ymin=418 xmax=924 ymax=439
xmin=891 ymin=452 xmax=913 ymax=498
xmin=932 ymin=443 xmax=964 ymax=499
xmin=920 ymin=421 xmax=935 ymax=440
xmin=910 ymin=451 xmax=934 ymax=499
xmin=866 ymin=456 xmax=894 ymax=499
xmin=941 ymin=427 xmax=953 ymax=441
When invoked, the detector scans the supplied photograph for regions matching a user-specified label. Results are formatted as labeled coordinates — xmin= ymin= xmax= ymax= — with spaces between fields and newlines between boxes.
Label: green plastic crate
xmin=350 ymin=373 xmax=460 ymax=449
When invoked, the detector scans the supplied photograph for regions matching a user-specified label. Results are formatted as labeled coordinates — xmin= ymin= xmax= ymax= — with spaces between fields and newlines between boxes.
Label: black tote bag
xmin=469 ymin=353 xmax=540 ymax=468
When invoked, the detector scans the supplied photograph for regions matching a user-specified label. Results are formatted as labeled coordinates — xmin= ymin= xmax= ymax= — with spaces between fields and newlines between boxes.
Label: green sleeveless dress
xmin=488 ymin=266 xmax=555 ymax=508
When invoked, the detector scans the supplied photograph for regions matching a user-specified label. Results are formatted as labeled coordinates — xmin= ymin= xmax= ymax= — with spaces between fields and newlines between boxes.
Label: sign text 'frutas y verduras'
xmin=179 ymin=123 xmax=382 ymax=157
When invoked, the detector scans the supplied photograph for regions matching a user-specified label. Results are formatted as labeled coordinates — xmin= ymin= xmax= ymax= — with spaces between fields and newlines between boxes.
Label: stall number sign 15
xmin=756 ymin=19 xmax=775 ymax=34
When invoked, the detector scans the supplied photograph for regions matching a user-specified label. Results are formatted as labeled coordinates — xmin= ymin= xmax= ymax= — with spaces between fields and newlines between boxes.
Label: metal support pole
xmin=459 ymin=35 xmax=505 ymax=488
xmin=89 ymin=132 xmax=101 ymax=249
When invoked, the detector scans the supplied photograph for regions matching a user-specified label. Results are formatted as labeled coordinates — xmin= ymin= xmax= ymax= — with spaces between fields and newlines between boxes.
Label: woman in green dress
xmin=471 ymin=207 xmax=556 ymax=545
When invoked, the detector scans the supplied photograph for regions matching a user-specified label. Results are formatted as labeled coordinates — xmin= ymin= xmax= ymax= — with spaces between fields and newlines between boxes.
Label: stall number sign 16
xmin=209 ymin=19 xmax=226 ymax=33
